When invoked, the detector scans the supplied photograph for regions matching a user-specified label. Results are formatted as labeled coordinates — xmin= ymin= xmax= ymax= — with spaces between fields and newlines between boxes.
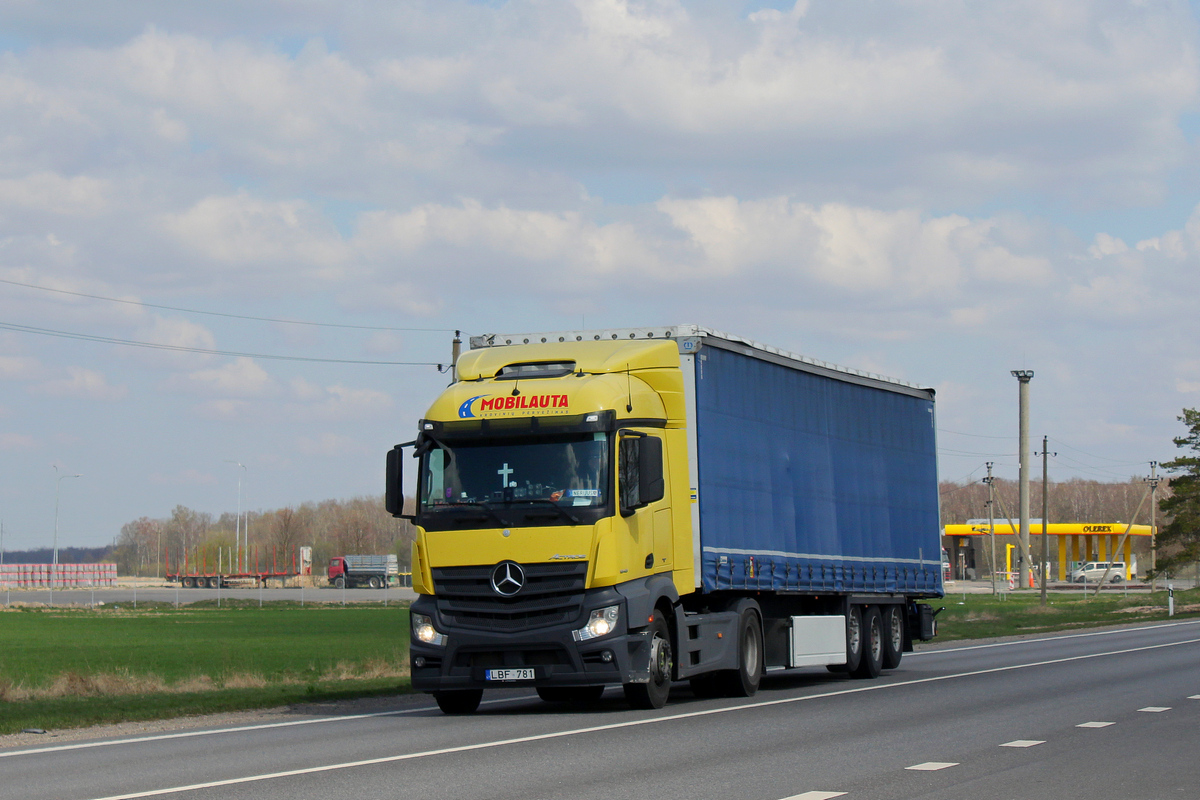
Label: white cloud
xmin=175 ymin=357 xmax=276 ymax=398
xmin=0 ymin=432 xmax=36 ymax=450
xmin=34 ymin=367 xmax=127 ymax=401
xmin=0 ymin=355 xmax=41 ymax=380
xmin=0 ymin=172 xmax=109 ymax=216
xmin=295 ymin=432 xmax=368 ymax=457
xmin=148 ymin=468 xmax=217 ymax=486
xmin=286 ymin=383 xmax=392 ymax=421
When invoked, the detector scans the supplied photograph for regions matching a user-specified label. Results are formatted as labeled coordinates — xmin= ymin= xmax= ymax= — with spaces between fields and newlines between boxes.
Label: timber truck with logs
xmin=386 ymin=326 xmax=943 ymax=714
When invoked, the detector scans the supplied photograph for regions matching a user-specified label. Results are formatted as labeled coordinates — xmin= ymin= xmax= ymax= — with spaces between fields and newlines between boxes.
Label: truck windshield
xmin=419 ymin=432 xmax=609 ymax=529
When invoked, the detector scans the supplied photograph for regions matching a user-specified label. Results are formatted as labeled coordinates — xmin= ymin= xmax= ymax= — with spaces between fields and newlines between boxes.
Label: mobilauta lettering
xmin=479 ymin=394 xmax=567 ymax=411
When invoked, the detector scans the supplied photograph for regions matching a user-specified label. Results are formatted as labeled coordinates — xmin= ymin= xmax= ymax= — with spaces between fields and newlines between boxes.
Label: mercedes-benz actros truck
xmin=386 ymin=326 xmax=943 ymax=714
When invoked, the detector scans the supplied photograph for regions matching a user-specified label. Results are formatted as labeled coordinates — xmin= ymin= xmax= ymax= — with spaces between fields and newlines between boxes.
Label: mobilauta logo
xmin=459 ymin=394 xmax=570 ymax=418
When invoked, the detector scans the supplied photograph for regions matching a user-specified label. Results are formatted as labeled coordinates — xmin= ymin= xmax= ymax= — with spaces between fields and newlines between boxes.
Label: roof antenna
xmin=626 ymin=364 xmax=632 ymax=412
xmin=512 ymin=377 xmax=521 ymax=397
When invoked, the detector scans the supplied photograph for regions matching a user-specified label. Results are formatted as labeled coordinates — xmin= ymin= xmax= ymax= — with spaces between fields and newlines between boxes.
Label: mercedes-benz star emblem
xmin=490 ymin=561 xmax=525 ymax=597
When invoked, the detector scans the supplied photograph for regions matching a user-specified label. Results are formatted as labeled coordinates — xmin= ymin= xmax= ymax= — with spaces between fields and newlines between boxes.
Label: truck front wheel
xmin=433 ymin=689 xmax=482 ymax=715
xmin=623 ymin=610 xmax=673 ymax=710
xmin=334 ymin=576 xmax=345 ymax=589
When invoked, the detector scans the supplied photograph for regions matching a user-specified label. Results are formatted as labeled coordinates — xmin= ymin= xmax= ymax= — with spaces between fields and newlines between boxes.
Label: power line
xmin=0 ymin=277 xmax=453 ymax=333
xmin=1047 ymin=436 xmax=1151 ymax=466
xmin=938 ymin=428 xmax=1016 ymax=441
xmin=0 ymin=321 xmax=443 ymax=367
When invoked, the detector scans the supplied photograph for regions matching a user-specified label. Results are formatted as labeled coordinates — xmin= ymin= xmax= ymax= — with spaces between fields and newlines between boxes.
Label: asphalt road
xmin=4 ymin=619 xmax=1200 ymax=800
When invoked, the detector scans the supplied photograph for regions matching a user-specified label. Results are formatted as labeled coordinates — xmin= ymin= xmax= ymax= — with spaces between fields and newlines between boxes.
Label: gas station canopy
xmin=943 ymin=522 xmax=1151 ymax=582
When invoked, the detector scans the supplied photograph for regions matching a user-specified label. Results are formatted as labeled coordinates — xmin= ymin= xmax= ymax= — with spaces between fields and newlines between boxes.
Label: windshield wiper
xmin=432 ymin=501 xmax=507 ymax=527
xmin=502 ymin=499 xmax=583 ymax=525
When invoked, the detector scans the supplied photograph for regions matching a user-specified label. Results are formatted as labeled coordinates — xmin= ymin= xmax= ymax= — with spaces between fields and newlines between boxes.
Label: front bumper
xmin=409 ymin=592 xmax=653 ymax=691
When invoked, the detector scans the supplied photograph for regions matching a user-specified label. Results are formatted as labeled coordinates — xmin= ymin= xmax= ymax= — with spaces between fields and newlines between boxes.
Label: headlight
xmin=412 ymin=613 xmax=447 ymax=647
xmin=573 ymin=605 xmax=620 ymax=642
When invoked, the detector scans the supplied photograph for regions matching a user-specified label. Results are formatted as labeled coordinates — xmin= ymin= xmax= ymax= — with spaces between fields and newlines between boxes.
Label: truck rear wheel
xmin=852 ymin=607 xmax=883 ymax=679
xmin=716 ymin=600 xmax=763 ymax=697
xmin=208 ymin=577 xmax=220 ymax=589
xmin=623 ymin=610 xmax=672 ymax=710
xmin=433 ymin=689 xmax=482 ymax=714
xmin=881 ymin=605 xmax=904 ymax=670
xmin=369 ymin=576 xmax=382 ymax=589
xmin=831 ymin=605 xmax=864 ymax=675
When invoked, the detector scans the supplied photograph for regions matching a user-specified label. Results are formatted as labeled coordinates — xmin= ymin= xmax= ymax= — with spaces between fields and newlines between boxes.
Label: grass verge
xmin=0 ymin=601 xmax=412 ymax=736
xmin=932 ymin=585 xmax=1200 ymax=641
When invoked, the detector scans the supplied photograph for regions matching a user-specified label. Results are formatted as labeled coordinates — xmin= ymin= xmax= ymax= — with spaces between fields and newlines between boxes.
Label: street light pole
xmin=53 ymin=465 xmax=82 ymax=569
xmin=1011 ymin=370 xmax=1034 ymax=589
xmin=225 ymin=461 xmax=245 ymax=573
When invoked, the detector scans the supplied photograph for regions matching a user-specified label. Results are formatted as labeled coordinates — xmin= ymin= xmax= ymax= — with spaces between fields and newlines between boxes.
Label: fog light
xmin=600 ymin=650 xmax=614 ymax=663
xmin=414 ymin=656 xmax=426 ymax=668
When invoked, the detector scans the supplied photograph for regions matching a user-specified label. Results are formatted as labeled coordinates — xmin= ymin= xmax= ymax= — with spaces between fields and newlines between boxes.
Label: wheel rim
xmin=848 ymin=611 xmax=861 ymax=654
xmin=744 ymin=623 xmax=760 ymax=676
xmin=649 ymin=632 xmax=672 ymax=687
xmin=888 ymin=608 xmax=902 ymax=652
xmin=869 ymin=616 xmax=882 ymax=663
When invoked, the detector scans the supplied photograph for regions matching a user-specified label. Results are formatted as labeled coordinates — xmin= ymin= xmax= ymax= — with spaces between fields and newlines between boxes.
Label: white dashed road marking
xmin=781 ymin=792 xmax=847 ymax=800
xmin=906 ymin=762 xmax=958 ymax=771
xmin=1000 ymin=740 xmax=1044 ymax=748
xmin=1138 ymin=707 xmax=1171 ymax=713
xmin=1077 ymin=721 xmax=1115 ymax=728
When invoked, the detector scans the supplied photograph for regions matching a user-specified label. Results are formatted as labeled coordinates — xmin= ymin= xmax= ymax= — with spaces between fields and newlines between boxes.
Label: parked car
xmin=1070 ymin=561 xmax=1126 ymax=584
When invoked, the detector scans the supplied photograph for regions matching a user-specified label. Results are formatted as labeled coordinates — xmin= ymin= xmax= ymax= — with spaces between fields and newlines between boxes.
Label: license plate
xmin=485 ymin=668 xmax=535 ymax=682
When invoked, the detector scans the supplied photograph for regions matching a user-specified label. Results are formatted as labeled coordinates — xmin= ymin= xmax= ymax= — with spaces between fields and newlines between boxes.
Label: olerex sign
xmin=458 ymin=393 xmax=570 ymax=418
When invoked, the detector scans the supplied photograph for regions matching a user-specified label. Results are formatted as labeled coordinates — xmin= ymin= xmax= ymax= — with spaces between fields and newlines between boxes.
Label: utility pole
xmin=53 ymin=465 xmax=82 ymax=568
xmin=1037 ymin=436 xmax=1055 ymax=605
xmin=452 ymin=330 xmax=462 ymax=369
xmin=1146 ymin=462 xmax=1160 ymax=591
xmin=1012 ymin=370 xmax=1034 ymax=589
xmin=225 ymin=461 xmax=245 ymax=572
xmin=983 ymin=462 xmax=997 ymax=595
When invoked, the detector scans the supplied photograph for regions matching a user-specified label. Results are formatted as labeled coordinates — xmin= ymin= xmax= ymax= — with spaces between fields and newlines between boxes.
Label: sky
xmin=2 ymin=0 xmax=1198 ymax=552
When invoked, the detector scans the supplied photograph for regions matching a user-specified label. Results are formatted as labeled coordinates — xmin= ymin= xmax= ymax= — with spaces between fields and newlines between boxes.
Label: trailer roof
xmin=470 ymin=325 xmax=933 ymax=397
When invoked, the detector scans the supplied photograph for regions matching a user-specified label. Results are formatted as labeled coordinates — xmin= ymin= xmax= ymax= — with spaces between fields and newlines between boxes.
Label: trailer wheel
xmin=334 ymin=576 xmax=345 ymax=589
xmin=852 ymin=607 xmax=883 ymax=679
xmin=833 ymin=605 xmax=863 ymax=675
xmin=181 ymin=577 xmax=192 ymax=588
xmin=623 ymin=609 xmax=673 ymax=710
xmin=716 ymin=600 xmax=763 ymax=697
xmin=881 ymin=605 xmax=904 ymax=670
xmin=537 ymin=686 xmax=606 ymax=703
xmin=433 ymin=689 xmax=482 ymax=715
xmin=369 ymin=576 xmax=381 ymax=589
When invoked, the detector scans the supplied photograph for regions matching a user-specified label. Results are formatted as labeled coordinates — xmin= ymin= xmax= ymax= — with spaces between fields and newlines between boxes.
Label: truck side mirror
xmin=619 ymin=432 xmax=664 ymax=516
xmin=639 ymin=435 xmax=664 ymax=505
xmin=385 ymin=444 xmax=414 ymax=520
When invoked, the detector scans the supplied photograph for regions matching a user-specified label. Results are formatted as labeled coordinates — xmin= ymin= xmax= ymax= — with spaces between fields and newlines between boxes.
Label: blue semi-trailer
xmin=389 ymin=326 xmax=944 ymax=713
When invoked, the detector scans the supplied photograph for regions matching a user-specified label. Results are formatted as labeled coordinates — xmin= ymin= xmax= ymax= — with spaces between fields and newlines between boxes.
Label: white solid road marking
xmin=909 ymin=618 xmax=1200 ymax=657
xmin=906 ymin=762 xmax=958 ymax=771
xmin=1076 ymin=721 xmax=1115 ymax=728
xmin=76 ymin=634 xmax=1200 ymax=800
xmin=1000 ymin=740 xmax=1044 ymax=748
xmin=781 ymin=793 xmax=847 ymax=800
xmin=1190 ymin=695 xmax=1200 ymax=700
xmin=1138 ymin=706 xmax=1171 ymax=712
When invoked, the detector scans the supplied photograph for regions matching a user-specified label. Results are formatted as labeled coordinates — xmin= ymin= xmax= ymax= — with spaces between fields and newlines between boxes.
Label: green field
xmin=0 ymin=601 xmax=412 ymax=735
xmin=2 ymin=588 xmax=1198 ymax=736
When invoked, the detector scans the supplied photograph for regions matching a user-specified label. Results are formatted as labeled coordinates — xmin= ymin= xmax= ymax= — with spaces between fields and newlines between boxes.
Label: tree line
xmin=106 ymin=496 xmax=416 ymax=577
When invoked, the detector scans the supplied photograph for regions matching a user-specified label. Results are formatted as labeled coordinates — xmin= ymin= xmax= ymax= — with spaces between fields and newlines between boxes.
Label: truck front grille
xmin=431 ymin=562 xmax=588 ymax=633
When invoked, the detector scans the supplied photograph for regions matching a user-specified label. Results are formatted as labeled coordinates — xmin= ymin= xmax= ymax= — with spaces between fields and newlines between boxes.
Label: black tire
xmin=623 ymin=609 xmax=673 ymax=709
xmin=716 ymin=600 xmax=763 ymax=697
xmin=881 ymin=605 xmax=904 ymax=670
xmin=182 ymin=577 xmax=194 ymax=588
xmin=433 ymin=689 xmax=483 ymax=715
xmin=208 ymin=577 xmax=221 ymax=589
xmin=334 ymin=576 xmax=345 ymax=589
xmin=852 ymin=607 xmax=883 ymax=679
xmin=841 ymin=605 xmax=863 ymax=675
xmin=536 ymin=686 xmax=606 ymax=703
xmin=369 ymin=576 xmax=381 ymax=589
